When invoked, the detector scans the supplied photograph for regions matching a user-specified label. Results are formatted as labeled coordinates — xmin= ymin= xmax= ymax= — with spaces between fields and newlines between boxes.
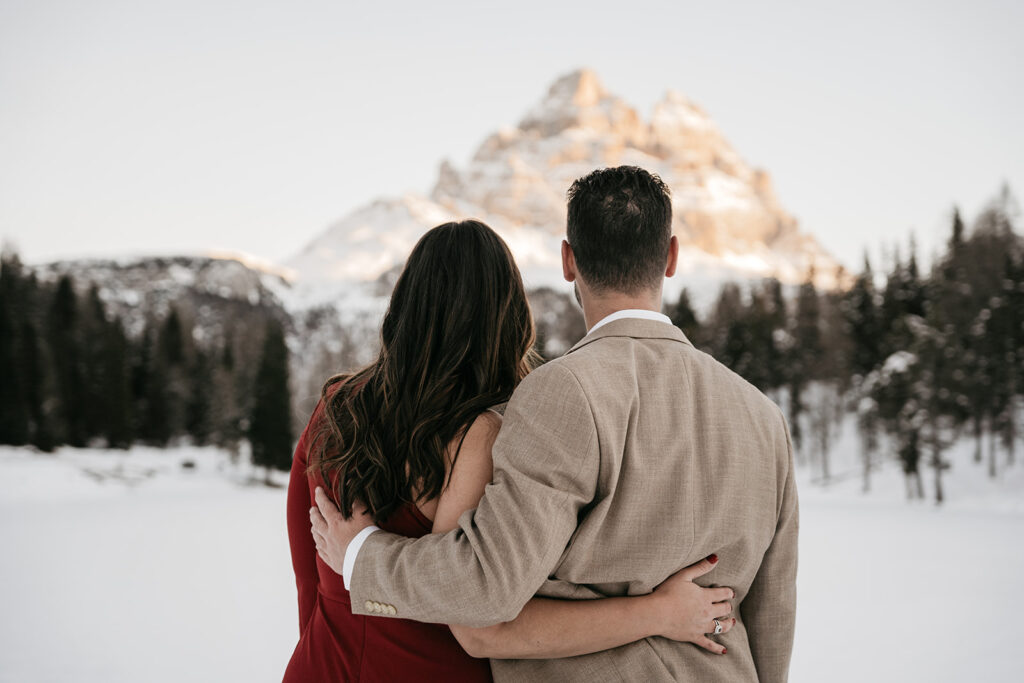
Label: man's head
xmin=564 ymin=166 xmax=677 ymax=300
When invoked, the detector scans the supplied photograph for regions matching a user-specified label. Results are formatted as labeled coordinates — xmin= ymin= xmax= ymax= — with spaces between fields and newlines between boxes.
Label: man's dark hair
xmin=566 ymin=166 xmax=673 ymax=294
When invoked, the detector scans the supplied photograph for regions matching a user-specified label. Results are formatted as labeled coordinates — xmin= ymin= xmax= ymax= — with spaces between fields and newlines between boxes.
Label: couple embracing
xmin=283 ymin=166 xmax=798 ymax=682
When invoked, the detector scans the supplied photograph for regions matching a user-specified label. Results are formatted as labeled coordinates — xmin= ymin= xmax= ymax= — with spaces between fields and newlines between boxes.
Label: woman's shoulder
xmin=443 ymin=410 xmax=501 ymax=471
xmin=467 ymin=408 xmax=503 ymax=442
xmin=432 ymin=410 xmax=502 ymax=533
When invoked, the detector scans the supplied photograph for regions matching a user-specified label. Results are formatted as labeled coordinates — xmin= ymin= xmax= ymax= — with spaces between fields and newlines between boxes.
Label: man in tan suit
xmin=313 ymin=166 xmax=798 ymax=681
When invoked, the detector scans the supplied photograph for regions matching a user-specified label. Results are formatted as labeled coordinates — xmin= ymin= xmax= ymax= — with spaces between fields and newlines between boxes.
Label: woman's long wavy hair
xmin=308 ymin=220 xmax=540 ymax=523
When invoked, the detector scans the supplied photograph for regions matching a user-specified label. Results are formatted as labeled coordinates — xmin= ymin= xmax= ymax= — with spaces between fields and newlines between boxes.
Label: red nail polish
xmin=722 ymin=648 xmax=727 ymax=654
xmin=708 ymin=554 xmax=718 ymax=563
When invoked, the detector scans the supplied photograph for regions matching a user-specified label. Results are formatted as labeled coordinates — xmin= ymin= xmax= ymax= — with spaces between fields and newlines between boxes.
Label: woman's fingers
xmin=695 ymin=636 xmax=727 ymax=655
xmin=706 ymin=616 xmax=736 ymax=636
xmin=678 ymin=554 xmax=720 ymax=581
xmin=710 ymin=601 xmax=733 ymax=620
xmin=707 ymin=586 xmax=734 ymax=603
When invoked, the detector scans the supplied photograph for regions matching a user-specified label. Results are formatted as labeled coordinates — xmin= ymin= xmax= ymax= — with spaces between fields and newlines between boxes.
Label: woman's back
xmin=284 ymin=220 xmax=534 ymax=681
xmin=283 ymin=399 xmax=492 ymax=683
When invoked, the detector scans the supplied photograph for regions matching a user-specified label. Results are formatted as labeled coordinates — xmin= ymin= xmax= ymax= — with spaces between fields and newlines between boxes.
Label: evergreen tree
xmin=48 ymin=276 xmax=87 ymax=447
xmin=668 ymin=288 xmax=701 ymax=345
xmin=813 ymin=276 xmax=853 ymax=483
xmin=706 ymin=283 xmax=744 ymax=362
xmin=989 ymin=252 xmax=1021 ymax=467
xmin=950 ymin=207 xmax=965 ymax=252
xmin=960 ymin=192 xmax=1019 ymax=472
xmin=0 ymin=254 xmax=26 ymax=444
xmin=843 ymin=255 xmax=884 ymax=491
xmin=763 ymin=278 xmax=789 ymax=390
xmin=81 ymin=285 xmax=110 ymax=443
xmin=787 ymin=269 xmax=823 ymax=454
xmin=0 ymin=254 xmax=30 ymax=445
xmin=102 ymin=315 xmax=133 ymax=448
xmin=21 ymin=320 xmax=55 ymax=451
xmin=250 ymin=320 xmax=294 ymax=483
xmin=211 ymin=334 xmax=244 ymax=454
xmin=157 ymin=308 xmax=189 ymax=440
xmin=737 ymin=284 xmax=783 ymax=392
xmin=867 ymin=351 xmax=926 ymax=499
xmin=842 ymin=255 xmax=882 ymax=379
xmin=186 ymin=347 xmax=214 ymax=446
xmin=134 ymin=320 xmax=172 ymax=446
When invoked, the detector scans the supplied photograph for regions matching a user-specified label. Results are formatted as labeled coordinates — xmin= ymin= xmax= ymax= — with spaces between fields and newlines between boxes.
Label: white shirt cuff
xmin=342 ymin=525 xmax=381 ymax=589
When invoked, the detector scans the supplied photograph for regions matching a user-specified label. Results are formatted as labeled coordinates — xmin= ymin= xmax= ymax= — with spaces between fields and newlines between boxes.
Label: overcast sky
xmin=1 ymin=0 xmax=1021 ymax=271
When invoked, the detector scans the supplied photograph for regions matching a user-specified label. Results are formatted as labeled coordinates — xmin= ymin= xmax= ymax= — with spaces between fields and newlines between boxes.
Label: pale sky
xmin=1 ymin=0 xmax=1021 ymax=271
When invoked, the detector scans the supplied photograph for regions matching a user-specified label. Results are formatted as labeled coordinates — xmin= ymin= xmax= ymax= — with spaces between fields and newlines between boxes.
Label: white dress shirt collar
xmin=588 ymin=308 xmax=673 ymax=334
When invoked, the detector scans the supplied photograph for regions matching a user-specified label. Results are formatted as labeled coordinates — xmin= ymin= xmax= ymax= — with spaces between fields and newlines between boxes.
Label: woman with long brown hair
xmin=283 ymin=220 xmax=735 ymax=682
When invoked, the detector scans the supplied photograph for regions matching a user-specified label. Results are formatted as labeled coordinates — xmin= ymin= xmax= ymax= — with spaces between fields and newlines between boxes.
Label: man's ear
xmin=562 ymin=240 xmax=577 ymax=283
xmin=665 ymin=235 xmax=679 ymax=278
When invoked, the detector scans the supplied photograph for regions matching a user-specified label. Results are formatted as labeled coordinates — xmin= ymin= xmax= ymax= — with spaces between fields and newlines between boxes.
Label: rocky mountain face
xmin=287 ymin=69 xmax=841 ymax=298
xmin=33 ymin=256 xmax=290 ymax=342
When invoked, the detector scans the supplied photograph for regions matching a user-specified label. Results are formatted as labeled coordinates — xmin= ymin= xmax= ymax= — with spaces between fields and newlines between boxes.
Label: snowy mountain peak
xmin=518 ymin=68 xmax=646 ymax=144
xmin=548 ymin=68 xmax=607 ymax=107
xmin=287 ymin=69 xmax=844 ymax=299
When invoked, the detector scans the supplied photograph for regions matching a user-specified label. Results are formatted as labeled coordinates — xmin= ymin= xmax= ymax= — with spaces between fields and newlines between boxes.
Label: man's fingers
xmin=309 ymin=506 xmax=329 ymax=536
xmin=679 ymin=554 xmax=719 ymax=581
xmin=314 ymin=487 xmax=343 ymax=523
xmin=695 ymin=636 xmax=727 ymax=655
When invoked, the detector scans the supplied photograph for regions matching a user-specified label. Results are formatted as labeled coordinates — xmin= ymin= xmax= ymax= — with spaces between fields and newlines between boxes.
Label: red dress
xmin=283 ymin=398 xmax=493 ymax=683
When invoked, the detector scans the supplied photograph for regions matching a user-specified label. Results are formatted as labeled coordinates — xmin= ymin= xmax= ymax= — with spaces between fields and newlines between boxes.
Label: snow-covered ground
xmin=1 ymin=440 xmax=1022 ymax=683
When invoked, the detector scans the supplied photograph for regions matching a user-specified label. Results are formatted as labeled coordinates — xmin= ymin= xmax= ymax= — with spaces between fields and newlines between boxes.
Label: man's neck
xmin=582 ymin=291 xmax=664 ymax=330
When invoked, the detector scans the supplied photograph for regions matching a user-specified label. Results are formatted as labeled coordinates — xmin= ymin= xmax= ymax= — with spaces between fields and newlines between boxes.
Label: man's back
xmin=495 ymin=317 xmax=798 ymax=682
xmin=348 ymin=317 xmax=798 ymax=682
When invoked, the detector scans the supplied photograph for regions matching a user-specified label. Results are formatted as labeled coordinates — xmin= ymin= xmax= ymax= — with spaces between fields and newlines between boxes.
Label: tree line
xmin=666 ymin=186 xmax=1023 ymax=502
xmin=2 ymin=186 xmax=1019 ymax=498
xmin=0 ymin=260 xmax=293 ymax=481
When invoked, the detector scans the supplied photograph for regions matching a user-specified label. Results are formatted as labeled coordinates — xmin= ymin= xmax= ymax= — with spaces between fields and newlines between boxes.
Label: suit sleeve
xmin=286 ymin=400 xmax=323 ymax=633
xmin=742 ymin=404 xmax=799 ymax=683
xmin=348 ymin=362 xmax=600 ymax=627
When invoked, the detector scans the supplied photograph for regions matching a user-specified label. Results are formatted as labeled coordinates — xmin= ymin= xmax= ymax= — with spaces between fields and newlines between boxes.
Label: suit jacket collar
xmin=565 ymin=317 xmax=693 ymax=355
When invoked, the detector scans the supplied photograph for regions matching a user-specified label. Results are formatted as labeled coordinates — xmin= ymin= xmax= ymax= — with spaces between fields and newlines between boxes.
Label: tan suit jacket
xmin=350 ymin=318 xmax=798 ymax=682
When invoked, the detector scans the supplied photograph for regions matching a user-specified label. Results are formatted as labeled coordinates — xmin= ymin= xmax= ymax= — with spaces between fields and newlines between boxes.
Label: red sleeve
xmin=286 ymin=400 xmax=324 ymax=633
